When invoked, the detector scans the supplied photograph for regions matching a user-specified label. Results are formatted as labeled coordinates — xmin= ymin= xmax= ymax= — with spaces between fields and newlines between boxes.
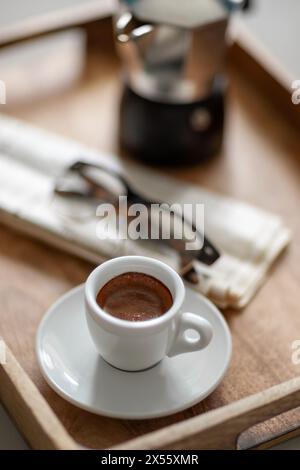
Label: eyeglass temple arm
xmin=70 ymin=161 xmax=130 ymax=192
xmin=70 ymin=161 xmax=220 ymax=266
xmin=126 ymin=191 xmax=220 ymax=266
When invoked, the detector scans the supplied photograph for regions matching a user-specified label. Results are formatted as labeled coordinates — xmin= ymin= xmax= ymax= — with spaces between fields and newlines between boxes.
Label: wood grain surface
xmin=1 ymin=19 xmax=300 ymax=449
xmin=0 ymin=345 xmax=78 ymax=450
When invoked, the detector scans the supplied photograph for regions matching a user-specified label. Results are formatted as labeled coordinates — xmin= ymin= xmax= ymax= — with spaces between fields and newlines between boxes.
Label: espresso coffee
xmin=97 ymin=272 xmax=173 ymax=322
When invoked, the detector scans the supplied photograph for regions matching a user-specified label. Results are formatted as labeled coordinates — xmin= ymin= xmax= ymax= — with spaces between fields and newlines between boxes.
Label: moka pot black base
xmin=119 ymin=81 xmax=225 ymax=166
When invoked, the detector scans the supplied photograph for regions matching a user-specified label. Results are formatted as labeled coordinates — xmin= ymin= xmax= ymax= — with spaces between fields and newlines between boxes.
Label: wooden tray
xmin=2 ymin=337 xmax=300 ymax=450
xmin=1 ymin=19 xmax=300 ymax=450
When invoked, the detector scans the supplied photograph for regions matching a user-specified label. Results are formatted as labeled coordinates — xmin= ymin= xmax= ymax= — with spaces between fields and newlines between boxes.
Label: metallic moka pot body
xmin=115 ymin=0 xmax=245 ymax=165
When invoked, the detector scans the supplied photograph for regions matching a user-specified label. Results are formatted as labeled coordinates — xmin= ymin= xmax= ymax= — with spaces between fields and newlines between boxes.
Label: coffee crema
xmin=97 ymin=272 xmax=173 ymax=322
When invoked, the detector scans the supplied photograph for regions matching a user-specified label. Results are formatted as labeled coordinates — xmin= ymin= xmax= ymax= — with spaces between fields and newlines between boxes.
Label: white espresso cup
xmin=85 ymin=256 xmax=213 ymax=371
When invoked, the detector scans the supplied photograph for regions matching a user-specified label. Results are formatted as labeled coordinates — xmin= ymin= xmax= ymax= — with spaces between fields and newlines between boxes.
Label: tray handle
xmin=114 ymin=376 xmax=300 ymax=450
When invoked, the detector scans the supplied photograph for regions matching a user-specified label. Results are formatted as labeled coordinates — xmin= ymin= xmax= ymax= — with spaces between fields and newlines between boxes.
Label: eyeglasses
xmin=54 ymin=160 xmax=220 ymax=275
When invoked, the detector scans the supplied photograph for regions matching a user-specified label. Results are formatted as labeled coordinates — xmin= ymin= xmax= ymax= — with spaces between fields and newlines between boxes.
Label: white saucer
xmin=36 ymin=284 xmax=231 ymax=420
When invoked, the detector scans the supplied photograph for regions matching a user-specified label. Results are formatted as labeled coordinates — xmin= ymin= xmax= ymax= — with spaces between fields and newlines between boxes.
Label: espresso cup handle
xmin=167 ymin=312 xmax=213 ymax=357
